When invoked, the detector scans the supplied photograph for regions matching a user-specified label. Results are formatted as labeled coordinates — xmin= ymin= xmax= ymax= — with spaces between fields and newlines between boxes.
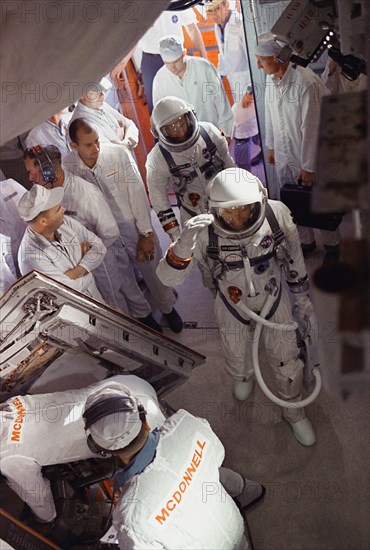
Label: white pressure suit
xmin=113 ymin=409 xmax=248 ymax=550
xmin=60 ymin=171 xmax=129 ymax=312
xmin=158 ymin=200 xmax=309 ymax=423
xmin=63 ymin=145 xmax=176 ymax=317
xmin=152 ymin=57 xmax=234 ymax=136
xmin=69 ymin=101 xmax=139 ymax=148
xmin=0 ymin=178 xmax=26 ymax=292
xmin=18 ymin=215 xmax=106 ymax=301
xmin=146 ymin=121 xmax=235 ymax=236
xmin=0 ymin=375 xmax=165 ymax=523
xmin=265 ymin=64 xmax=339 ymax=246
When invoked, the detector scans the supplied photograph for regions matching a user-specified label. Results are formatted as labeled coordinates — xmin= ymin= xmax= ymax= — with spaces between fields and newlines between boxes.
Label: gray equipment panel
xmin=0 ymin=271 xmax=205 ymax=400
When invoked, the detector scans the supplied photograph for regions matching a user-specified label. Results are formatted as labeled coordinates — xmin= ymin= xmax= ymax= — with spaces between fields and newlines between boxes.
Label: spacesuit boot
xmin=233 ymin=379 xmax=253 ymax=401
xmin=286 ymin=417 xmax=316 ymax=446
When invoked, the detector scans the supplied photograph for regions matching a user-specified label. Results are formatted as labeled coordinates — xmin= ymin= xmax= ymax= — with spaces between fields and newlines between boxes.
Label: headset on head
xmin=31 ymin=145 xmax=57 ymax=185
xmin=83 ymin=396 xmax=146 ymax=458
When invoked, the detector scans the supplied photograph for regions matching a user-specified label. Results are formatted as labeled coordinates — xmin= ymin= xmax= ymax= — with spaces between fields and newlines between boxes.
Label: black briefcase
xmin=280 ymin=183 xmax=343 ymax=231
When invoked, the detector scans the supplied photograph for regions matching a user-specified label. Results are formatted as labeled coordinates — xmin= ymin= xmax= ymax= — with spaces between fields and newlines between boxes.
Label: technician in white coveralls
xmin=0 ymin=178 xmax=27 ymax=293
xmin=255 ymin=36 xmax=340 ymax=258
xmin=17 ymin=185 xmax=106 ymax=301
xmin=64 ymin=119 xmax=182 ymax=333
xmin=69 ymin=78 xmax=139 ymax=149
xmin=146 ymin=96 xmax=235 ymax=242
xmin=0 ymin=376 xmax=165 ymax=524
xmin=23 ymin=145 xmax=129 ymax=312
xmin=206 ymin=0 xmax=259 ymax=171
xmin=157 ymin=168 xmax=316 ymax=446
xmin=152 ymin=35 xmax=234 ymax=138
xmin=83 ymin=385 xmax=265 ymax=549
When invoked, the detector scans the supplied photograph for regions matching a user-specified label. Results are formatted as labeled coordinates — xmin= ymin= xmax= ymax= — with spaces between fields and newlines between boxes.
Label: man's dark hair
xmin=69 ymin=118 xmax=96 ymax=145
xmin=23 ymin=145 xmax=62 ymax=168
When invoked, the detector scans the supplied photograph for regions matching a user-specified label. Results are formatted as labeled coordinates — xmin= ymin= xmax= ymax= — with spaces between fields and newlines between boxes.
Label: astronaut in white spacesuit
xmin=157 ymin=167 xmax=316 ymax=446
xmin=83 ymin=384 xmax=265 ymax=549
xmin=146 ymin=96 xmax=235 ymax=242
xmin=0 ymin=376 xmax=165 ymax=524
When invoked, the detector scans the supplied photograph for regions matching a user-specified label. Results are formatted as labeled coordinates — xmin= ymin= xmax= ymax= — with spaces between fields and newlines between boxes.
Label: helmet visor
xmin=212 ymin=203 xmax=261 ymax=233
xmin=160 ymin=112 xmax=196 ymax=144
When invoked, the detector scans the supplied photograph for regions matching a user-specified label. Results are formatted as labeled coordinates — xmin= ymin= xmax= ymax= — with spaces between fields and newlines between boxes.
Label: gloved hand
xmin=173 ymin=214 xmax=214 ymax=258
xmin=167 ymin=225 xmax=181 ymax=243
xmin=295 ymin=294 xmax=314 ymax=319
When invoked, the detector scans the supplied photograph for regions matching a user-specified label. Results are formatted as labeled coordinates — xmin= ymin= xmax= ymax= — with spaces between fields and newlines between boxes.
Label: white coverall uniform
xmin=0 ymin=179 xmax=27 ymax=291
xmin=18 ymin=215 xmax=106 ymax=301
xmin=113 ymin=409 xmax=248 ymax=550
xmin=69 ymin=101 xmax=139 ymax=148
xmin=146 ymin=122 xmax=235 ymax=232
xmin=0 ymin=375 xmax=165 ymax=523
xmin=140 ymin=9 xmax=196 ymax=54
xmin=158 ymin=201 xmax=308 ymax=423
xmin=139 ymin=8 xmax=198 ymax=113
xmin=63 ymin=146 xmax=175 ymax=317
xmin=265 ymin=64 xmax=339 ymax=246
xmin=214 ymin=10 xmax=258 ymax=142
xmin=152 ymin=57 xmax=234 ymax=136
xmin=214 ymin=9 xmax=258 ymax=170
xmin=61 ymin=171 xmax=129 ymax=312
xmin=0 ymin=234 xmax=18 ymax=294
xmin=25 ymin=118 xmax=71 ymax=157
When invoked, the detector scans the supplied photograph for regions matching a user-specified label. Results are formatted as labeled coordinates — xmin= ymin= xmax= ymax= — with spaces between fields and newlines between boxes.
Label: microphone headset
xmin=83 ymin=396 xmax=146 ymax=457
xmin=30 ymin=145 xmax=57 ymax=185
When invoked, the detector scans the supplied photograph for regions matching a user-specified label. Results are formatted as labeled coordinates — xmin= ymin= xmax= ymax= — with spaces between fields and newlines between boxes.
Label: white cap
xmin=84 ymin=382 xmax=143 ymax=451
xmin=159 ymin=35 xmax=184 ymax=63
xmin=85 ymin=77 xmax=112 ymax=93
xmin=255 ymin=32 xmax=283 ymax=56
xmin=18 ymin=185 xmax=64 ymax=222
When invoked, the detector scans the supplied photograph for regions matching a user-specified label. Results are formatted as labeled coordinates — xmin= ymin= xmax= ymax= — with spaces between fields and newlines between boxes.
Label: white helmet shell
xmin=206 ymin=167 xmax=268 ymax=239
xmin=150 ymin=96 xmax=200 ymax=152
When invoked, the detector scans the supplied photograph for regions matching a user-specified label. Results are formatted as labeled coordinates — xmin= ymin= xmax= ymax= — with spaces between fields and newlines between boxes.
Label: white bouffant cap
xmin=255 ymin=32 xmax=283 ymax=56
xmin=83 ymin=382 xmax=143 ymax=451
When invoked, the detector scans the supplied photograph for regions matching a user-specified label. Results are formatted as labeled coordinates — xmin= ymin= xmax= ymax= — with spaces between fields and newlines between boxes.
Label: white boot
xmin=233 ymin=379 xmax=253 ymax=401
xmin=287 ymin=417 xmax=316 ymax=446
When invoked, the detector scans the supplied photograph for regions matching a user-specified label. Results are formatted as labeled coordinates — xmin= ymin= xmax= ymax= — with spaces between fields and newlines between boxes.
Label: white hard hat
xmin=150 ymin=96 xmax=200 ymax=153
xmin=206 ymin=167 xmax=268 ymax=239
xmin=83 ymin=382 xmax=144 ymax=452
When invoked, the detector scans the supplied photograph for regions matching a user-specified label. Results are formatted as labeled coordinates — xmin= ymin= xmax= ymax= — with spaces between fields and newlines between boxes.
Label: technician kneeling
xmin=83 ymin=386 xmax=264 ymax=549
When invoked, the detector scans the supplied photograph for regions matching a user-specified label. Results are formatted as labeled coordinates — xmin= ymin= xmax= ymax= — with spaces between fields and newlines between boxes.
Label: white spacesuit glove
xmin=173 ymin=214 xmax=214 ymax=258
xmin=167 ymin=225 xmax=181 ymax=242
xmin=295 ymin=294 xmax=314 ymax=319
